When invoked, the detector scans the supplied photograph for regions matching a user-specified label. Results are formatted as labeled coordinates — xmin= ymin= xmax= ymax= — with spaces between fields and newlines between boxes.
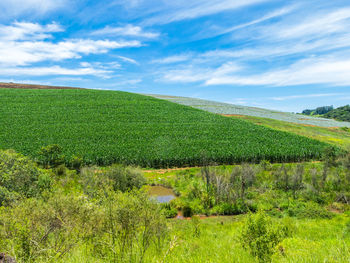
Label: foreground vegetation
xmin=1 ymin=149 xmax=350 ymax=262
xmin=0 ymin=88 xmax=332 ymax=168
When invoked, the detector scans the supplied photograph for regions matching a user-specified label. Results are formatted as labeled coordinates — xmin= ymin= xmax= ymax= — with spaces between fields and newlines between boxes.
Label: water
xmin=148 ymin=185 xmax=176 ymax=203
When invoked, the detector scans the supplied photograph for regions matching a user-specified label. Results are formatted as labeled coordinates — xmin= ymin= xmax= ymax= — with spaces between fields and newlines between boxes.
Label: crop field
xmin=149 ymin=94 xmax=350 ymax=128
xmin=230 ymin=114 xmax=350 ymax=150
xmin=0 ymin=88 xmax=332 ymax=167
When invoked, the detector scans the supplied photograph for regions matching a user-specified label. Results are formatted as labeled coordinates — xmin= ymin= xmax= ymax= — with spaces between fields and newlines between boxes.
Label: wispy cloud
xmin=270 ymin=93 xmax=347 ymax=101
xmin=0 ymin=22 xmax=142 ymax=69
xmin=0 ymin=65 xmax=112 ymax=78
xmin=144 ymin=0 xmax=268 ymax=25
xmin=0 ymin=0 xmax=66 ymax=17
xmin=0 ymin=22 xmax=63 ymax=41
xmin=195 ymin=5 xmax=296 ymax=40
xmin=206 ymin=56 xmax=350 ymax=86
xmin=152 ymin=55 xmax=190 ymax=64
xmin=92 ymin=24 xmax=159 ymax=38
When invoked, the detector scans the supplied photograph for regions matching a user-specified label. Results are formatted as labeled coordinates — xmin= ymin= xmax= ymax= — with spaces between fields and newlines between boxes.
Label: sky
xmin=1 ymin=0 xmax=350 ymax=112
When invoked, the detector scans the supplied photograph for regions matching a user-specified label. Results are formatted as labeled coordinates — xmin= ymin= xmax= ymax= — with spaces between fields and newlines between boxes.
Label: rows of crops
xmin=0 ymin=88 xmax=331 ymax=167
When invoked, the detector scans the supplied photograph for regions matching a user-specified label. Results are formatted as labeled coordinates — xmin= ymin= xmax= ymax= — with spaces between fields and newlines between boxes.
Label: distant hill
xmin=302 ymin=106 xmax=334 ymax=116
xmin=323 ymin=105 xmax=350 ymax=122
xmin=302 ymin=104 xmax=350 ymax=122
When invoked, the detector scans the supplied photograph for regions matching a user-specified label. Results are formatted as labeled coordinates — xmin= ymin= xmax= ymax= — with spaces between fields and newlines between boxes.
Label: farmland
xmin=149 ymin=94 xmax=350 ymax=128
xmin=0 ymin=88 xmax=331 ymax=167
xmin=229 ymin=114 xmax=350 ymax=150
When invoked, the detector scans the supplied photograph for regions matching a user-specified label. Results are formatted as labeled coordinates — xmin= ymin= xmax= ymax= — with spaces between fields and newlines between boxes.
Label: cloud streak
xmin=144 ymin=0 xmax=268 ymax=25
xmin=92 ymin=24 xmax=159 ymax=38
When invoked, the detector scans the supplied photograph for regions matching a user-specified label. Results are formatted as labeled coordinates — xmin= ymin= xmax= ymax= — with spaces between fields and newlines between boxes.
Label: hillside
xmin=324 ymin=105 xmax=350 ymax=122
xmin=0 ymin=82 xmax=81 ymax=90
xmin=227 ymin=115 xmax=350 ymax=150
xmin=148 ymin=94 xmax=350 ymax=128
xmin=0 ymin=88 xmax=331 ymax=167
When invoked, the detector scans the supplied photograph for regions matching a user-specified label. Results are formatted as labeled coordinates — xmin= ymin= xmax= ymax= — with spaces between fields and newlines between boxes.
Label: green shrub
xmin=106 ymin=165 xmax=146 ymax=192
xmin=0 ymin=150 xmax=51 ymax=206
xmin=161 ymin=203 xmax=178 ymax=218
xmin=98 ymin=190 xmax=168 ymax=262
xmin=241 ymin=211 xmax=291 ymax=263
xmin=182 ymin=205 xmax=193 ymax=217
xmin=80 ymin=166 xmax=113 ymax=198
xmin=287 ymin=201 xmax=334 ymax=219
xmin=0 ymin=190 xmax=101 ymax=262
xmin=36 ymin=144 xmax=64 ymax=168
xmin=80 ymin=165 xmax=146 ymax=198
xmin=69 ymin=155 xmax=83 ymax=172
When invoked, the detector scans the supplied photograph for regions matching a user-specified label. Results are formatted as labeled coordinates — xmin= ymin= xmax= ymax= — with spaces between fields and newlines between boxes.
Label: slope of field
xmin=0 ymin=82 xmax=81 ymax=90
xmin=228 ymin=115 xmax=350 ymax=150
xmin=0 ymin=88 xmax=331 ymax=167
xmin=148 ymin=95 xmax=350 ymax=128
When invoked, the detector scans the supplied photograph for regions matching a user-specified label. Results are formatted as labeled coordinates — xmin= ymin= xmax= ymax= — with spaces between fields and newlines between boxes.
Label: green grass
xmin=56 ymin=215 xmax=350 ymax=263
xmin=162 ymin=215 xmax=350 ymax=263
xmin=230 ymin=115 xmax=350 ymax=150
xmin=0 ymin=88 xmax=331 ymax=167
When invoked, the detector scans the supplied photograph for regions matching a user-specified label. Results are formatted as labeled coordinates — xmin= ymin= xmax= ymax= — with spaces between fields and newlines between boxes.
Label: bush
xmin=182 ymin=205 xmax=193 ymax=217
xmin=36 ymin=144 xmax=64 ymax=168
xmin=69 ymin=155 xmax=83 ymax=172
xmin=0 ymin=150 xmax=51 ymax=206
xmin=241 ymin=211 xmax=291 ymax=263
xmin=287 ymin=201 xmax=334 ymax=219
xmin=161 ymin=203 xmax=178 ymax=218
xmin=80 ymin=165 xmax=146 ymax=198
xmin=0 ymin=190 xmax=101 ymax=262
xmin=98 ymin=190 xmax=168 ymax=262
xmin=106 ymin=165 xmax=146 ymax=192
xmin=211 ymin=201 xmax=248 ymax=216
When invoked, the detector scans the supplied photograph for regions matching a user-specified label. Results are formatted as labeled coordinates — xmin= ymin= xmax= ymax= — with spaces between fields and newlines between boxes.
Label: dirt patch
xmin=222 ymin=114 xmax=246 ymax=118
xmin=0 ymin=82 xmax=83 ymax=90
xmin=144 ymin=167 xmax=200 ymax=174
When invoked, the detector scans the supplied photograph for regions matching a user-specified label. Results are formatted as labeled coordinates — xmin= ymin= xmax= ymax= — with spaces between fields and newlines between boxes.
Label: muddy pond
xmin=148 ymin=185 xmax=176 ymax=203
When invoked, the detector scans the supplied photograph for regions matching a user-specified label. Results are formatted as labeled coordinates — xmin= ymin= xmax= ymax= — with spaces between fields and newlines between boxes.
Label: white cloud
xmin=144 ymin=0 xmax=268 ymax=25
xmin=161 ymin=62 xmax=240 ymax=83
xmin=0 ymin=22 xmax=142 ymax=67
xmin=92 ymin=24 xmax=159 ymax=38
xmin=270 ymin=93 xmax=346 ymax=101
xmin=0 ymin=65 xmax=112 ymax=78
xmin=205 ymin=57 xmax=350 ymax=86
xmin=272 ymin=7 xmax=350 ymax=40
xmin=198 ymin=5 xmax=296 ymax=40
xmin=116 ymin=55 xmax=139 ymax=65
xmin=0 ymin=22 xmax=63 ymax=41
xmin=0 ymin=0 xmax=66 ymax=17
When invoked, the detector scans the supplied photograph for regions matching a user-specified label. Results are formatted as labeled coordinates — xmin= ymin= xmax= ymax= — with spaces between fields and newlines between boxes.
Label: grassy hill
xmin=149 ymin=94 xmax=350 ymax=128
xmin=0 ymin=88 xmax=332 ymax=167
xmin=228 ymin=115 xmax=350 ymax=150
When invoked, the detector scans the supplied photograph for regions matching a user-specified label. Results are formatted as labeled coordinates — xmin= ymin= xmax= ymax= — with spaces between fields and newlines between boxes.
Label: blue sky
xmin=1 ymin=0 xmax=350 ymax=112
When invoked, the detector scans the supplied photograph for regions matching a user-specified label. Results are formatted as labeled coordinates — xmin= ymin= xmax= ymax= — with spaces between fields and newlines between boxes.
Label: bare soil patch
xmin=0 ymin=82 xmax=82 ymax=90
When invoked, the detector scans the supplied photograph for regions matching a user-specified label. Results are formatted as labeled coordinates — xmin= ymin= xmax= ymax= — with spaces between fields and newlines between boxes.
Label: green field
xmin=230 ymin=115 xmax=350 ymax=149
xmin=0 ymin=88 xmax=331 ymax=167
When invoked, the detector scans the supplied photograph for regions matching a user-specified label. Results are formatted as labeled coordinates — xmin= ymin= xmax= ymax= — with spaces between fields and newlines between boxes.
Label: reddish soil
xmin=221 ymin=114 xmax=246 ymax=117
xmin=144 ymin=167 xmax=200 ymax=174
xmin=0 ymin=82 xmax=82 ymax=90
